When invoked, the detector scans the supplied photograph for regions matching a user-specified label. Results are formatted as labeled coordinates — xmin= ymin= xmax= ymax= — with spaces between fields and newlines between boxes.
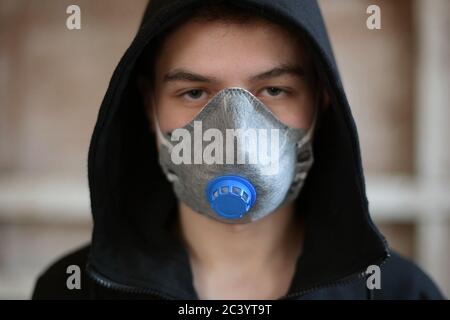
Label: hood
xmin=86 ymin=0 xmax=390 ymax=299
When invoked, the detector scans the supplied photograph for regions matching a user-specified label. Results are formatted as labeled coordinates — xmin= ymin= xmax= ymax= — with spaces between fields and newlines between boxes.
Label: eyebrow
xmin=249 ymin=64 xmax=305 ymax=82
xmin=163 ymin=64 xmax=305 ymax=84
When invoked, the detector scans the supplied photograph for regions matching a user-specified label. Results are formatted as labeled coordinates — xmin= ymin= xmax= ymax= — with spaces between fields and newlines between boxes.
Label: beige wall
xmin=321 ymin=0 xmax=415 ymax=175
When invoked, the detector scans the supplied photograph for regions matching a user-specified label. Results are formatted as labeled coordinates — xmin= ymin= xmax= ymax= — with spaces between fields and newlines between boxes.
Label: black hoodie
xmin=32 ymin=0 xmax=444 ymax=300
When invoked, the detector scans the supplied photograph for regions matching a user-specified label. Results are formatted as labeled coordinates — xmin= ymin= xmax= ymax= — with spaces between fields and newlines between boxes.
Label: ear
xmin=322 ymin=88 xmax=330 ymax=110
xmin=137 ymin=75 xmax=155 ymax=132
xmin=314 ymin=87 xmax=330 ymax=131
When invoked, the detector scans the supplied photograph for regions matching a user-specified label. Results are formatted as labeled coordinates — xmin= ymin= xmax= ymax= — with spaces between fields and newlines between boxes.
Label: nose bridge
xmin=214 ymin=88 xmax=257 ymax=128
xmin=217 ymin=87 xmax=257 ymax=114
xmin=226 ymin=88 xmax=250 ymax=108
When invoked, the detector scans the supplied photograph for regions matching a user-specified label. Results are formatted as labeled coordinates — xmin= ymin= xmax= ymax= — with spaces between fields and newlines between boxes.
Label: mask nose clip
xmin=206 ymin=175 xmax=256 ymax=219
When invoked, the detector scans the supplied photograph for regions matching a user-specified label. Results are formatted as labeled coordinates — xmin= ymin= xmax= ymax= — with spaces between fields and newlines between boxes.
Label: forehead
xmin=154 ymin=18 xmax=309 ymax=76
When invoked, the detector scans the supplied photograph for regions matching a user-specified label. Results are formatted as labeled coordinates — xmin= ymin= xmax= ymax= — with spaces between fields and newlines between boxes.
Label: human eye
xmin=260 ymin=87 xmax=290 ymax=98
xmin=179 ymin=89 xmax=207 ymax=101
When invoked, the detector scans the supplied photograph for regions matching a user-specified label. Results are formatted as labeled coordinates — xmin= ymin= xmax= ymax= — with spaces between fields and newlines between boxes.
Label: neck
xmin=178 ymin=202 xmax=304 ymax=271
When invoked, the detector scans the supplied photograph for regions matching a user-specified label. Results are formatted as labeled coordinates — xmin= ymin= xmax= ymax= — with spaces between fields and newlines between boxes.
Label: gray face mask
xmin=155 ymin=87 xmax=316 ymax=224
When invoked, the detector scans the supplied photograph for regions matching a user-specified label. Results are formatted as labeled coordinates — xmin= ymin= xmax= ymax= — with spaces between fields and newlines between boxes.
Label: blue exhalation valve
xmin=205 ymin=175 xmax=257 ymax=219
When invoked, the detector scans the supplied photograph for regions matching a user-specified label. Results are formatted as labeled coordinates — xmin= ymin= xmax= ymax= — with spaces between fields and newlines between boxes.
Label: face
xmin=149 ymin=18 xmax=316 ymax=133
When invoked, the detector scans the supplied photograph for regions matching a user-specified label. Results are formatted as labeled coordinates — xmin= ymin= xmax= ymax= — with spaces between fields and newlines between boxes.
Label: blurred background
xmin=0 ymin=0 xmax=449 ymax=299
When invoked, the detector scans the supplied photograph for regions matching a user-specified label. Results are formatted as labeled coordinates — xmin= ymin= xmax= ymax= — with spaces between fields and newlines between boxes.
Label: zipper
xmin=86 ymin=263 xmax=180 ymax=300
xmin=279 ymin=251 xmax=391 ymax=300
xmin=279 ymin=270 xmax=366 ymax=300
xmin=86 ymin=250 xmax=390 ymax=300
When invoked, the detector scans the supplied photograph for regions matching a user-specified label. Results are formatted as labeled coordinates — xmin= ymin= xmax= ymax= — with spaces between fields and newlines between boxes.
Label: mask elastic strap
xmin=296 ymin=101 xmax=319 ymax=148
xmin=151 ymin=99 xmax=173 ymax=151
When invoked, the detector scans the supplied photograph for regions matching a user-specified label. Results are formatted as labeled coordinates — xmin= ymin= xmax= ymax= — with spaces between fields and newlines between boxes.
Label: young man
xmin=33 ymin=0 xmax=443 ymax=299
